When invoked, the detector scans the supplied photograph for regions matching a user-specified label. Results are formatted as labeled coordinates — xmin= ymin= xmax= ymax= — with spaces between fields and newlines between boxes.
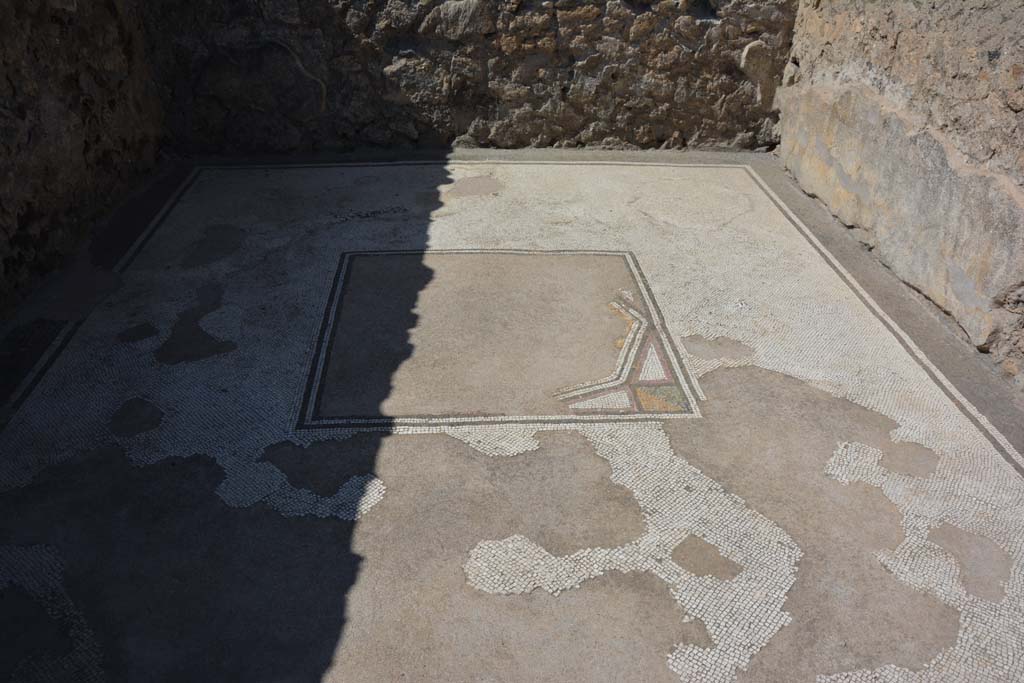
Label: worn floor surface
xmin=2 ymin=155 xmax=1024 ymax=682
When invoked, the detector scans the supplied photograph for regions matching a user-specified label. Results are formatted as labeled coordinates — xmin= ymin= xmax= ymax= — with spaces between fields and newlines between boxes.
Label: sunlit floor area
xmin=2 ymin=154 xmax=1023 ymax=682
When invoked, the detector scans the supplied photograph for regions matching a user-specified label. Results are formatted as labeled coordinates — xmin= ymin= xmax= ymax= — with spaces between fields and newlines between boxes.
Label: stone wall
xmin=1 ymin=0 xmax=163 ymax=306
xmin=777 ymin=0 xmax=1024 ymax=386
xmin=139 ymin=0 xmax=795 ymax=152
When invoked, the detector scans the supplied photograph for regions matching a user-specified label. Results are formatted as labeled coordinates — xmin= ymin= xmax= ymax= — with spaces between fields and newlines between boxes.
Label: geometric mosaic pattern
xmin=2 ymin=161 xmax=1023 ymax=681
xmin=554 ymin=293 xmax=694 ymax=415
xmin=299 ymin=250 xmax=702 ymax=430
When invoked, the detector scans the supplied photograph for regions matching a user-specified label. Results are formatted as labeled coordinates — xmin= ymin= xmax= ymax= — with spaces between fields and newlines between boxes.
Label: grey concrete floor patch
xmin=108 ymin=397 xmax=163 ymax=438
xmin=2 ymin=155 xmax=1023 ymax=681
xmin=0 ymin=546 xmax=103 ymax=682
xmin=302 ymin=250 xmax=701 ymax=428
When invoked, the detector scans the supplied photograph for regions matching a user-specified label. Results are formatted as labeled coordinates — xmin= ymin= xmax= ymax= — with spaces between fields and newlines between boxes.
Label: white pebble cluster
xmin=825 ymin=441 xmax=1024 ymax=682
xmin=462 ymin=422 xmax=801 ymax=683
xmin=2 ymin=162 xmax=1023 ymax=681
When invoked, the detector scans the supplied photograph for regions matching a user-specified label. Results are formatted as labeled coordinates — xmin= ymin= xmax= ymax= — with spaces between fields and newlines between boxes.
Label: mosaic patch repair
xmin=2 ymin=162 xmax=1024 ymax=681
xmin=300 ymin=250 xmax=701 ymax=429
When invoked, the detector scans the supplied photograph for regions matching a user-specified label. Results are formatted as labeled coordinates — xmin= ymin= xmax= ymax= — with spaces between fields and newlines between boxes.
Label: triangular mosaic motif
xmin=555 ymin=297 xmax=692 ymax=416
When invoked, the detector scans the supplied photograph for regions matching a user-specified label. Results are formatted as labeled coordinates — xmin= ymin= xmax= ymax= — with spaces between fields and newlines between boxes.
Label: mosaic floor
xmin=2 ymin=160 xmax=1023 ymax=682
